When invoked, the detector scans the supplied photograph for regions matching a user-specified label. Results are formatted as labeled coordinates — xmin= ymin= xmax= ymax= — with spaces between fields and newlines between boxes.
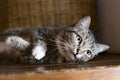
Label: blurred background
xmin=0 ymin=0 xmax=119 ymax=53
xmin=97 ymin=0 xmax=120 ymax=53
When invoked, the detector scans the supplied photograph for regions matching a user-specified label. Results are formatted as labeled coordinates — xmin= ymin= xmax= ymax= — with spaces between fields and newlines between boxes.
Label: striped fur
xmin=2 ymin=16 xmax=109 ymax=63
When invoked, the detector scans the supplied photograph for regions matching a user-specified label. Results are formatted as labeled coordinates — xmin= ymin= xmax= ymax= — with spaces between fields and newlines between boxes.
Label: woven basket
xmin=0 ymin=0 xmax=97 ymax=31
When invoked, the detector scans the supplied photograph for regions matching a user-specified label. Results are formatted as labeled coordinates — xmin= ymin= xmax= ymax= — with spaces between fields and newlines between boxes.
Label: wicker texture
xmin=0 ymin=0 xmax=97 ymax=30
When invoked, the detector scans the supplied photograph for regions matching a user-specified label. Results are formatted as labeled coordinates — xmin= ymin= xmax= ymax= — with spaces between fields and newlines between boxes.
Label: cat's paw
xmin=32 ymin=45 xmax=46 ymax=60
xmin=5 ymin=36 xmax=30 ymax=50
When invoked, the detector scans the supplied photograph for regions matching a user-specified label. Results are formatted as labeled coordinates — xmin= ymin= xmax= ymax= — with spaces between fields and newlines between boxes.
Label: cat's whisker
xmin=49 ymin=48 xmax=58 ymax=53
xmin=55 ymin=36 xmax=68 ymax=42
xmin=56 ymin=40 xmax=73 ymax=48
xmin=48 ymin=39 xmax=57 ymax=43
xmin=47 ymin=44 xmax=56 ymax=47
xmin=48 ymin=39 xmax=73 ymax=50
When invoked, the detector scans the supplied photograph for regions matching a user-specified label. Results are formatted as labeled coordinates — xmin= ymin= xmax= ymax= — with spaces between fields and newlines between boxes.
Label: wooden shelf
xmin=0 ymin=54 xmax=120 ymax=80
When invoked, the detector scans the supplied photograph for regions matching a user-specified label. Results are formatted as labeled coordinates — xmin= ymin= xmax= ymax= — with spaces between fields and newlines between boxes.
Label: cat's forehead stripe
xmin=66 ymin=30 xmax=81 ymax=37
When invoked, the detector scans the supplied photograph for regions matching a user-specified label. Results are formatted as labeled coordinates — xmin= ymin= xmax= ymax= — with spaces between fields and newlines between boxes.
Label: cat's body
xmin=0 ymin=16 xmax=110 ymax=64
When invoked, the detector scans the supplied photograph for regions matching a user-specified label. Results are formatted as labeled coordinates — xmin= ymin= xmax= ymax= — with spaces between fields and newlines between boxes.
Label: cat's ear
xmin=74 ymin=16 xmax=91 ymax=30
xmin=95 ymin=43 xmax=110 ymax=54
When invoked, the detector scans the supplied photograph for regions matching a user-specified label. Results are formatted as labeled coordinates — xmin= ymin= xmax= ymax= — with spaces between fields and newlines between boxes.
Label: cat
xmin=0 ymin=16 xmax=110 ymax=64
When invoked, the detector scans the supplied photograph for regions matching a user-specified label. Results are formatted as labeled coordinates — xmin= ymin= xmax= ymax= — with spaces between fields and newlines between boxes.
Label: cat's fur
xmin=0 ymin=16 xmax=109 ymax=64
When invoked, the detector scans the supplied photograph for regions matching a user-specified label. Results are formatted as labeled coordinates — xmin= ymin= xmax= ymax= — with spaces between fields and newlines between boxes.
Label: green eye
xmin=86 ymin=50 xmax=92 ymax=55
xmin=76 ymin=36 xmax=82 ymax=43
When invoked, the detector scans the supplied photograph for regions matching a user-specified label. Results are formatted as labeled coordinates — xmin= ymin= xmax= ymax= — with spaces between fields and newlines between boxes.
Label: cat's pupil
xmin=86 ymin=50 xmax=92 ymax=55
xmin=77 ymin=37 xmax=81 ymax=41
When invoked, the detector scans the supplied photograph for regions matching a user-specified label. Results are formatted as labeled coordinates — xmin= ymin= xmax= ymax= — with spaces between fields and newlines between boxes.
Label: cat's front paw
xmin=32 ymin=45 xmax=46 ymax=60
xmin=5 ymin=36 xmax=30 ymax=50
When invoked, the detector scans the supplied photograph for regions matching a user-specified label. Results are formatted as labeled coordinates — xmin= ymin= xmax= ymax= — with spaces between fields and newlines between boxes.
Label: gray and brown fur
xmin=0 ymin=16 xmax=109 ymax=64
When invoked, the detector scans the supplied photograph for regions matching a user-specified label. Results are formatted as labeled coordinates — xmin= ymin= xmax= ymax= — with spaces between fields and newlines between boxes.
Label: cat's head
xmin=56 ymin=16 xmax=110 ymax=62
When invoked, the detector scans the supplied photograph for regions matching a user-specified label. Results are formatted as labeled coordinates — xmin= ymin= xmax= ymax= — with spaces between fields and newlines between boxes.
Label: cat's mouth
xmin=71 ymin=53 xmax=83 ymax=63
xmin=72 ymin=53 xmax=81 ymax=61
xmin=72 ymin=53 xmax=85 ymax=60
xmin=73 ymin=53 xmax=77 ymax=59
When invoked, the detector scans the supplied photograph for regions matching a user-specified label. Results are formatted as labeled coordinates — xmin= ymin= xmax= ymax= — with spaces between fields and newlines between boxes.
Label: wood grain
xmin=0 ymin=54 xmax=120 ymax=80
xmin=0 ymin=66 xmax=120 ymax=80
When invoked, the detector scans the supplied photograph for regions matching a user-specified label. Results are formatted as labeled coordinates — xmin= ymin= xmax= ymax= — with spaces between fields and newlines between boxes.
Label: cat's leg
xmin=6 ymin=36 xmax=47 ymax=61
xmin=5 ymin=36 xmax=30 ymax=50
xmin=32 ymin=40 xmax=47 ymax=60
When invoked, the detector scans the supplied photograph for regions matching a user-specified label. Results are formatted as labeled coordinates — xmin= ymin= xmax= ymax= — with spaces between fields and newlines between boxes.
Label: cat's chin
xmin=68 ymin=53 xmax=81 ymax=62
xmin=76 ymin=54 xmax=83 ymax=59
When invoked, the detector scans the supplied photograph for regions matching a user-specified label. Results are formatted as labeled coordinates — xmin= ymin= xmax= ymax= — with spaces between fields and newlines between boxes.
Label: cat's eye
xmin=85 ymin=50 xmax=92 ymax=57
xmin=76 ymin=35 xmax=82 ymax=43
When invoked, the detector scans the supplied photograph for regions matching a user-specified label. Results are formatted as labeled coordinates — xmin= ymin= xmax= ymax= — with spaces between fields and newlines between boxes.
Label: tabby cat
xmin=0 ymin=16 xmax=109 ymax=64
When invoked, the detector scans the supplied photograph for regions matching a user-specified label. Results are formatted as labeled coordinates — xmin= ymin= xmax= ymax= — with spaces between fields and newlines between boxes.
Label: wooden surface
xmin=0 ymin=54 xmax=120 ymax=80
